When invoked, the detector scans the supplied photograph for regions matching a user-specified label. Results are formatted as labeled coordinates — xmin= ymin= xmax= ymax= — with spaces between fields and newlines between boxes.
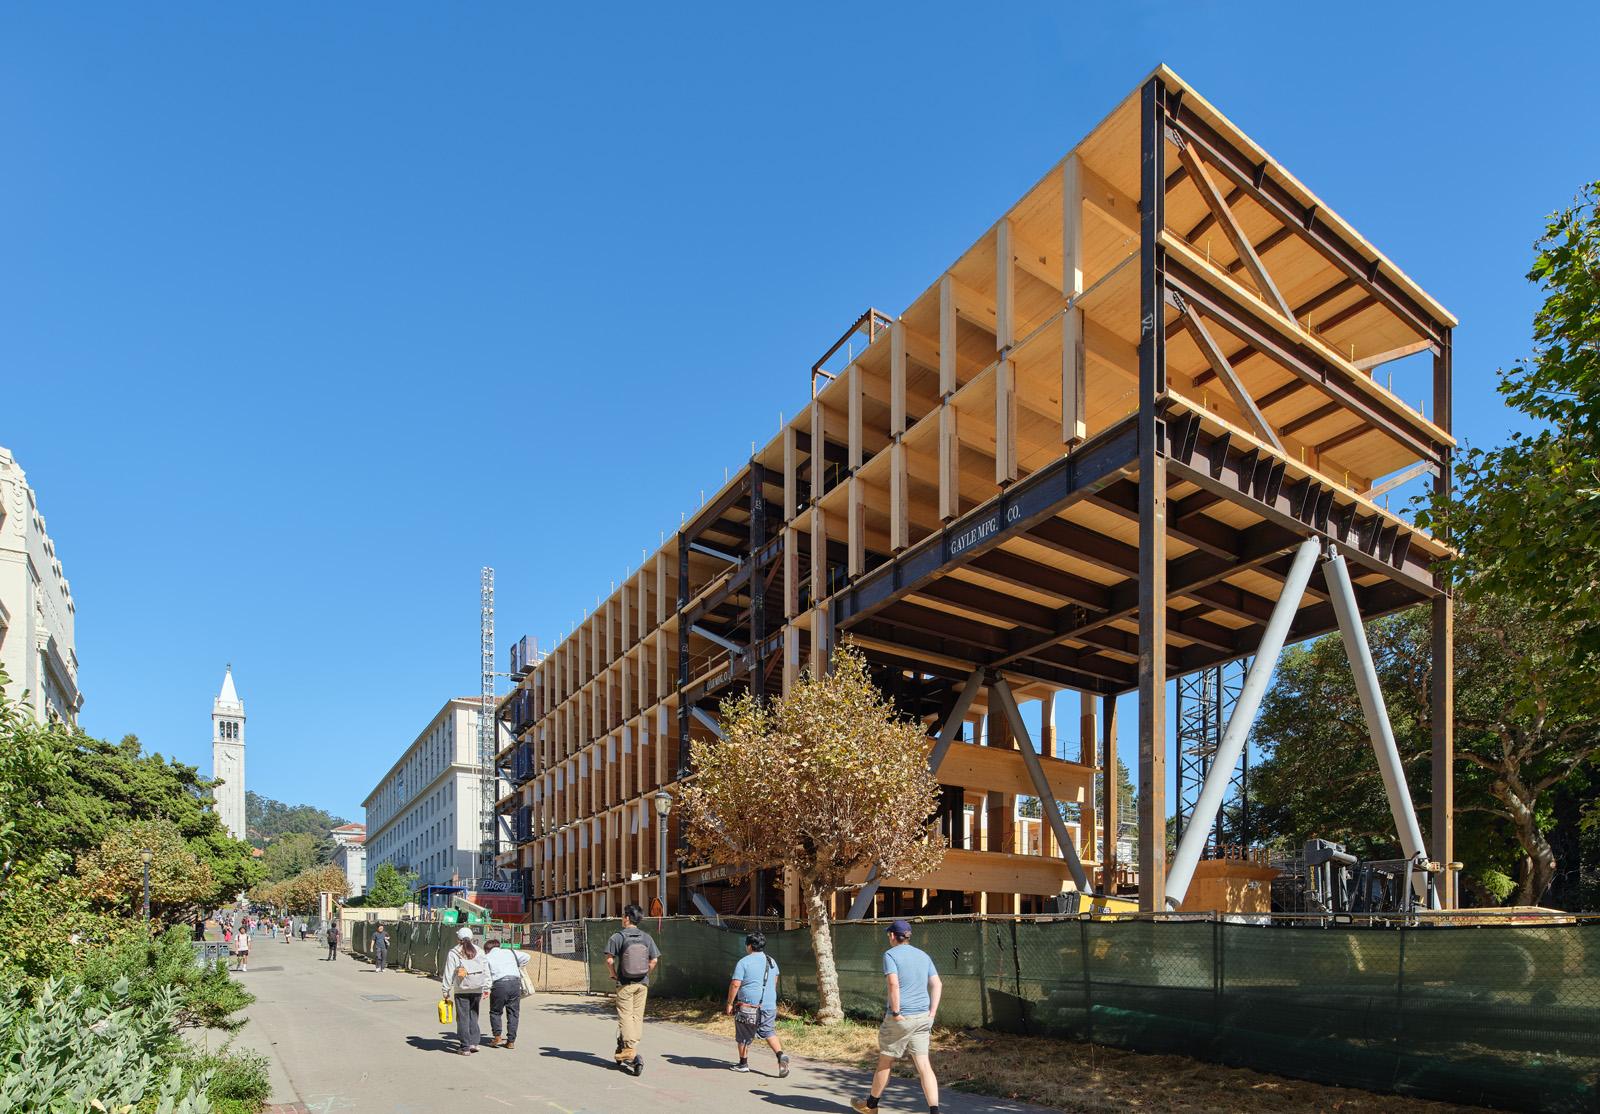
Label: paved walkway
xmin=225 ymin=937 xmax=1051 ymax=1114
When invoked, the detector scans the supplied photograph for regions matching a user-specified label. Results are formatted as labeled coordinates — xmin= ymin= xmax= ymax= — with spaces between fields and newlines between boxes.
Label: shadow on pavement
xmin=536 ymin=999 xmax=612 ymax=1017
xmin=749 ymin=1093 xmax=848 ymax=1112
xmin=405 ymin=1035 xmax=460 ymax=1053
xmin=538 ymin=1045 xmax=623 ymax=1071
xmin=662 ymin=1053 xmax=732 ymax=1071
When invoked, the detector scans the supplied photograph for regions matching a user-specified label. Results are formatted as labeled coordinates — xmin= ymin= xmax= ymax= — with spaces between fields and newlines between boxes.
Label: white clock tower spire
xmin=211 ymin=665 xmax=246 ymax=841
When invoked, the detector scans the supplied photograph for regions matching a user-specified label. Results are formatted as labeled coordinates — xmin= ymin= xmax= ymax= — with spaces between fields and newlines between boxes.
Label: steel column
xmin=1324 ymin=550 xmax=1436 ymax=906
xmin=1431 ymin=329 xmax=1456 ymax=907
xmin=1165 ymin=537 xmax=1320 ymax=908
xmin=1136 ymin=73 xmax=1170 ymax=910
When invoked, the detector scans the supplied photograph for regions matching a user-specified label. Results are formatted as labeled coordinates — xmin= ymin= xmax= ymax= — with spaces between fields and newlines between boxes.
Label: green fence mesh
xmin=575 ymin=916 xmax=1598 ymax=1112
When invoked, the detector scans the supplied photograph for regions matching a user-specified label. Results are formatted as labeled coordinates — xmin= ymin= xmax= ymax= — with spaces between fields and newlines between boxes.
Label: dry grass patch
xmin=648 ymin=999 xmax=1486 ymax=1113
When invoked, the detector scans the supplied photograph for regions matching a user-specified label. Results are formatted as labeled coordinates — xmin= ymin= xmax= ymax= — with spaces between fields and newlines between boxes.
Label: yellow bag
xmin=438 ymin=997 xmax=455 ymax=1025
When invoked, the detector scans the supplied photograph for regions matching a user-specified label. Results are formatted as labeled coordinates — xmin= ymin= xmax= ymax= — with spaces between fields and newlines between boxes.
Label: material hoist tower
xmin=477 ymin=567 xmax=497 ymax=885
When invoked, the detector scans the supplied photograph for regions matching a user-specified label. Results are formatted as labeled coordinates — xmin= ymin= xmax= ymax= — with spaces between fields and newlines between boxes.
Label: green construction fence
xmin=579 ymin=915 xmax=1600 ymax=1113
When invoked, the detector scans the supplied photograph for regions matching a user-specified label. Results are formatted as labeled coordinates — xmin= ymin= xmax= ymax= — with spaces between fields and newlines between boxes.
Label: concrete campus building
xmin=330 ymin=822 xmax=367 ymax=898
xmin=211 ymin=667 xmax=247 ymax=841
xmin=362 ymin=697 xmax=503 ymax=897
xmin=0 ymin=447 xmax=82 ymax=724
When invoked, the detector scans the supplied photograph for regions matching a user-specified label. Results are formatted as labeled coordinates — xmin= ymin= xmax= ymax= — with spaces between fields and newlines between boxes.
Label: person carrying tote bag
xmin=440 ymin=927 xmax=491 ymax=1053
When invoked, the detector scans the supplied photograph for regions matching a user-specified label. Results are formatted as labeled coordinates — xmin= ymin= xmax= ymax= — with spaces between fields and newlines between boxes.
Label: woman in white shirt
xmin=441 ymin=927 xmax=492 ymax=1053
xmin=484 ymin=939 xmax=532 ymax=1049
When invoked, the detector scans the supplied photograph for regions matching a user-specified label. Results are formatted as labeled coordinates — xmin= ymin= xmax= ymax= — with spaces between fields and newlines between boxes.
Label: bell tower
xmin=211 ymin=665 xmax=246 ymax=841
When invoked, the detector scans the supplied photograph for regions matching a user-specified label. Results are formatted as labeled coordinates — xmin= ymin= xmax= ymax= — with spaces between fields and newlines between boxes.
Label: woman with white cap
xmin=441 ymin=927 xmax=492 ymax=1053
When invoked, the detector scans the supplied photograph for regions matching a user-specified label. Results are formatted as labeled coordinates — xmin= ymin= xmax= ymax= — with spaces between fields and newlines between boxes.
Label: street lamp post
xmin=140 ymin=848 xmax=153 ymax=923
xmin=653 ymin=791 xmax=672 ymax=917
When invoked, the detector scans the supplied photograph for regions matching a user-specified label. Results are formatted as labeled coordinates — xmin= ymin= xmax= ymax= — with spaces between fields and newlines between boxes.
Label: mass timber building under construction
xmin=496 ymin=66 xmax=1459 ymax=921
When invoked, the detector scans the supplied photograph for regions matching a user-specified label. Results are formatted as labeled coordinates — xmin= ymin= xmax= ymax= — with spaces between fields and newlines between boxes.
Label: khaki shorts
xmin=877 ymin=1012 xmax=932 ymax=1058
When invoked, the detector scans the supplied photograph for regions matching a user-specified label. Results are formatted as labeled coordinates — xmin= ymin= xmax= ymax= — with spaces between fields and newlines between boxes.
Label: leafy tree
xmin=678 ymin=645 xmax=944 ymax=1025
xmin=260 ymin=831 xmax=323 ymax=882
xmin=3 ymin=722 xmax=260 ymax=907
xmin=1250 ymin=595 xmax=1600 ymax=905
xmin=365 ymin=862 xmax=418 ymax=908
xmin=252 ymin=863 xmax=349 ymax=916
xmin=77 ymin=820 xmax=216 ymax=922
xmin=1423 ymin=182 xmax=1600 ymax=667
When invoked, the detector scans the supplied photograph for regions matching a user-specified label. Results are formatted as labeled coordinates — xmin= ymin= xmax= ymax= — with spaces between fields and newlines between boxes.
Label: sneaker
xmin=503 ymin=1040 xmax=515 ymax=1050
xmin=487 ymin=1036 xmax=502 ymax=1048
xmin=631 ymin=1056 xmax=644 ymax=1076
xmin=850 ymin=1101 xmax=876 ymax=1114
xmin=732 ymin=1062 xmax=751 ymax=1073
xmin=778 ymin=1054 xmax=790 ymax=1078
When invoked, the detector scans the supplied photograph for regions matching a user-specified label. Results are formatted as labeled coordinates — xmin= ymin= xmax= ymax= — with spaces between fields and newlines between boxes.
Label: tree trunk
xmin=803 ymin=877 xmax=843 ymax=1025
xmin=1504 ymin=777 xmax=1555 ymax=909
xmin=1506 ymin=791 xmax=1559 ymax=906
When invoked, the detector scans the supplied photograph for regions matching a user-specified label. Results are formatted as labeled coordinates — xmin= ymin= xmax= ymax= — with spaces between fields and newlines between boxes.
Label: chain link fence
xmin=572 ymin=914 xmax=1599 ymax=1113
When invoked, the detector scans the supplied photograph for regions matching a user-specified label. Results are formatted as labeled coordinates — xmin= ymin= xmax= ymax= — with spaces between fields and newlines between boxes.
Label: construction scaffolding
xmin=494 ymin=65 xmax=1458 ymax=920
xmin=1175 ymin=660 xmax=1250 ymax=855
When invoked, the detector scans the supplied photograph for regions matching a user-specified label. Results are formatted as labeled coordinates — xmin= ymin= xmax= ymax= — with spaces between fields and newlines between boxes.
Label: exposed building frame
xmin=493 ymin=66 xmax=1457 ymax=920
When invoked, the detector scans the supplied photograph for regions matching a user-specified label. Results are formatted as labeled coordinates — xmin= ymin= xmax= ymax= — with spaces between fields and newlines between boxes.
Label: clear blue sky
xmin=3 ymin=5 xmax=1595 ymax=823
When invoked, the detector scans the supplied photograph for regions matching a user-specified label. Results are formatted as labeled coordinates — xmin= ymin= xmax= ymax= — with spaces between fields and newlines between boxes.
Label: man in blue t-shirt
xmin=851 ymin=920 xmax=942 ymax=1114
xmin=724 ymin=932 xmax=790 ymax=1077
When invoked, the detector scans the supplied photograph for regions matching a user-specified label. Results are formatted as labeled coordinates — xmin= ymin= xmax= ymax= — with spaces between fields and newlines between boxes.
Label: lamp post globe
xmin=653 ymin=791 xmax=672 ymax=915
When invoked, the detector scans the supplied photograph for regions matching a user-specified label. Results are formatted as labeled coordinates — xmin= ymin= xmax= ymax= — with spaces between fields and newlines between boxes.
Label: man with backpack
xmin=725 ymin=931 xmax=789 ymax=1077
xmin=325 ymin=920 xmax=340 ymax=961
xmin=602 ymin=903 xmax=659 ymax=1075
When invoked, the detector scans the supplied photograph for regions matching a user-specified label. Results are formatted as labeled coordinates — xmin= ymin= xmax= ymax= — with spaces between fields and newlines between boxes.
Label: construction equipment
xmin=476 ymin=568 xmax=498 ymax=888
xmin=1297 ymin=838 xmax=1442 ymax=916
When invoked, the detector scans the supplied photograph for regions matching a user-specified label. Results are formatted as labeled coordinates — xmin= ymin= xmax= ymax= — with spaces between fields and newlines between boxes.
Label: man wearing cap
xmin=441 ymin=927 xmax=492 ymax=1054
xmin=851 ymin=919 xmax=942 ymax=1114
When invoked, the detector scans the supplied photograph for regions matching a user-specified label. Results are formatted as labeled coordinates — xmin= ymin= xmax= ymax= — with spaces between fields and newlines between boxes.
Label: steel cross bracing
xmin=1175 ymin=660 xmax=1251 ymax=855
xmin=477 ymin=566 xmax=497 ymax=885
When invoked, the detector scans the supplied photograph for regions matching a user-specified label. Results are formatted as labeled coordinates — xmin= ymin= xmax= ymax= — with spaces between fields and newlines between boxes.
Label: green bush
xmin=0 ymin=976 xmax=211 ymax=1113
xmin=82 ymin=926 xmax=253 ymax=1032
xmin=179 ymin=1046 xmax=270 ymax=1114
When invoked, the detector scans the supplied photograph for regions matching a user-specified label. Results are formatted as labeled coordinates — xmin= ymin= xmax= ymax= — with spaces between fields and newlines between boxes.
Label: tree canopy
xmin=678 ymin=645 xmax=943 ymax=1024
xmin=1251 ymin=595 xmax=1600 ymax=905
xmin=1423 ymin=180 xmax=1600 ymax=664
xmin=364 ymin=862 xmax=418 ymax=908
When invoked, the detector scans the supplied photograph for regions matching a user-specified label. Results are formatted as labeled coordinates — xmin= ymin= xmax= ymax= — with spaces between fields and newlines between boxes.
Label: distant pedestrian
xmin=326 ymin=922 xmax=340 ymax=960
xmin=192 ymin=918 xmax=206 ymax=942
xmin=441 ymin=927 xmax=491 ymax=1054
xmin=725 ymin=932 xmax=788 ymax=1077
xmin=373 ymin=926 xmax=390 ymax=972
xmin=602 ymin=903 xmax=659 ymax=1075
xmin=483 ymin=939 xmax=530 ymax=1049
xmin=851 ymin=919 xmax=942 ymax=1114
xmin=233 ymin=926 xmax=250 ymax=973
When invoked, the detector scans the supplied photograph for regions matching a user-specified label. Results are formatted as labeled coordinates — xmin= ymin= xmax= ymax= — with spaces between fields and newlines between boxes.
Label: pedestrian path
xmin=230 ymin=937 xmax=1052 ymax=1114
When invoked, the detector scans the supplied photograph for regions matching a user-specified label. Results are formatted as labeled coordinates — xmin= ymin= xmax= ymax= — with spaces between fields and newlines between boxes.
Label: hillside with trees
xmin=245 ymin=789 xmax=348 ymax=846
